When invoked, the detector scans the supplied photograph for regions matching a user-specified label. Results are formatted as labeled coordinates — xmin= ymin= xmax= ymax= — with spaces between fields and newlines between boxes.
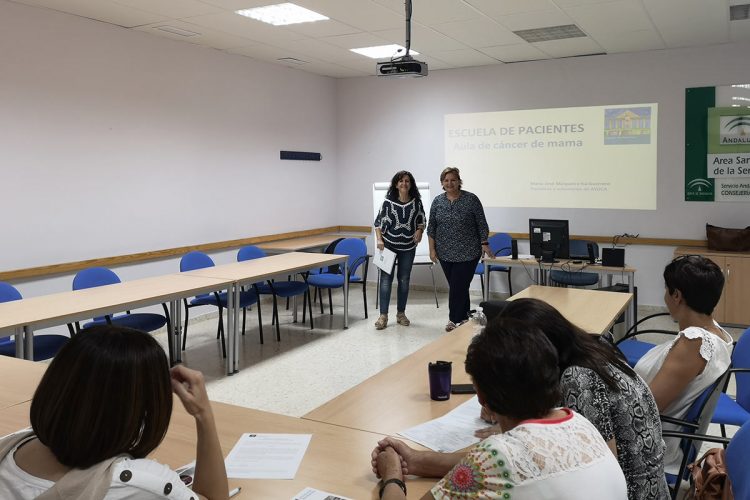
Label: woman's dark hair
xmin=386 ymin=170 xmax=421 ymax=201
xmin=465 ymin=318 xmax=561 ymax=420
xmin=498 ymin=298 xmax=636 ymax=391
xmin=30 ymin=325 xmax=173 ymax=468
xmin=664 ymin=255 xmax=724 ymax=315
xmin=439 ymin=166 xmax=463 ymax=189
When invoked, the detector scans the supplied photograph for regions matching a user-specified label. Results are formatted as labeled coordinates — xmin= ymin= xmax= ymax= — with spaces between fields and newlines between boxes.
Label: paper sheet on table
xmin=397 ymin=396 xmax=485 ymax=452
xmin=292 ymin=487 xmax=352 ymax=500
xmin=225 ymin=433 xmax=311 ymax=479
xmin=373 ymin=247 xmax=396 ymax=275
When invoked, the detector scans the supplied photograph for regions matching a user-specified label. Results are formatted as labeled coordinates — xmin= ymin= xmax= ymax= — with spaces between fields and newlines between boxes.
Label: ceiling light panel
xmin=236 ymin=3 xmax=329 ymax=26
xmin=350 ymin=44 xmax=418 ymax=59
xmin=514 ymin=24 xmax=587 ymax=43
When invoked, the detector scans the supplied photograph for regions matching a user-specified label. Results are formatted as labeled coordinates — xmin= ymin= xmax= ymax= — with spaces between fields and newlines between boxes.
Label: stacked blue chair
xmin=307 ymin=238 xmax=370 ymax=319
xmin=179 ymin=251 xmax=262 ymax=355
xmin=713 ymin=327 xmax=750 ymax=440
xmin=474 ymin=232 xmax=513 ymax=296
xmin=549 ymin=239 xmax=600 ymax=287
xmin=237 ymin=245 xmax=312 ymax=339
xmin=0 ymin=282 xmax=69 ymax=361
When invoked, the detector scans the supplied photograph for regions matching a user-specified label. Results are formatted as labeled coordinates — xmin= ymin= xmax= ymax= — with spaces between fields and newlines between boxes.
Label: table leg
xmin=293 ymin=274 xmax=298 ymax=323
xmin=226 ymin=284 xmax=235 ymax=376
xmin=233 ymin=284 xmax=240 ymax=373
xmin=483 ymin=260 xmax=489 ymax=302
xmin=23 ymin=326 xmax=33 ymax=361
xmin=14 ymin=327 xmax=24 ymax=359
xmin=175 ymin=299 xmax=183 ymax=363
xmin=343 ymin=260 xmax=349 ymax=329
xmin=626 ymin=272 xmax=635 ymax=333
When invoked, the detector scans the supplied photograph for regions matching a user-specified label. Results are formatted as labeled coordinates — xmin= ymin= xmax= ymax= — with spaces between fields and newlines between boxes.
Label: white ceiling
xmin=12 ymin=0 xmax=750 ymax=78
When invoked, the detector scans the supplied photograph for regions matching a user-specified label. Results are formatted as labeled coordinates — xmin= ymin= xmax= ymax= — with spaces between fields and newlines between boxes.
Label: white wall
xmin=335 ymin=43 xmax=750 ymax=305
xmin=1 ymin=0 xmax=338 ymax=276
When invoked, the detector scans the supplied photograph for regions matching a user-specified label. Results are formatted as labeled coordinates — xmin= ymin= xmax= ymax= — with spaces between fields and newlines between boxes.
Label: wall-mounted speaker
xmin=280 ymin=150 xmax=322 ymax=161
xmin=511 ymin=239 xmax=518 ymax=260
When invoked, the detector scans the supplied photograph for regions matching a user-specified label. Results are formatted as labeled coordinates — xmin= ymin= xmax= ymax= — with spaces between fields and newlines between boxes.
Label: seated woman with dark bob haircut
xmin=0 ymin=325 xmax=228 ymax=500
xmin=371 ymin=318 xmax=627 ymax=500
xmin=490 ymin=298 xmax=669 ymax=500
xmin=635 ymin=255 xmax=733 ymax=475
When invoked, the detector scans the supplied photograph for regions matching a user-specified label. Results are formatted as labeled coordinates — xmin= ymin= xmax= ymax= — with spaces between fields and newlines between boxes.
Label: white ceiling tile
xmin=302 ymin=61 xmax=370 ymax=78
xmin=498 ymin=9 xmax=575 ymax=31
xmin=564 ymin=1 xmax=654 ymax=37
xmin=113 ymin=0 xmax=221 ymax=18
xmin=285 ymin=19 xmax=361 ymax=38
xmin=416 ymin=54 xmax=452 ymax=70
xmin=374 ymin=25 xmax=468 ymax=52
xmin=321 ymin=32 xmax=393 ymax=50
xmin=594 ymin=29 xmax=665 ymax=53
xmin=552 ymin=0 xmax=618 ymax=6
xmin=410 ymin=0 xmax=481 ymax=24
xmin=17 ymin=0 xmax=165 ymax=27
xmin=428 ymin=48 xmax=502 ymax=67
xmin=433 ymin=17 xmax=522 ymax=48
xmin=533 ymin=35 xmax=605 ymax=57
xmin=293 ymin=0 xmax=405 ymax=31
xmin=227 ymin=43 xmax=313 ymax=62
xmin=132 ymin=20 xmax=257 ymax=49
xmin=270 ymin=37 xmax=364 ymax=62
xmin=464 ymin=0 xmax=558 ymax=17
xmin=195 ymin=0 xmax=278 ymax=10
xmin=642 ymin=0 xmax=730 ymax=48
xmin=479 ymin=43 xmax=550 ymax=62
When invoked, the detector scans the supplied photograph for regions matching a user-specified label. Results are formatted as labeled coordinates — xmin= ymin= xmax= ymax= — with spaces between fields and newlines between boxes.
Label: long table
xmin=182 ymin=252 xmax=349 ymax=374
xmin=0 ymin=355 xmax=46 ymax=409
xmin=303 ymin=286 xmax=632 ymax=437
xmin=257 ymin=232 xmax=365 ymax=254
xmin=483 ymin=255 xmax=636 ymax=331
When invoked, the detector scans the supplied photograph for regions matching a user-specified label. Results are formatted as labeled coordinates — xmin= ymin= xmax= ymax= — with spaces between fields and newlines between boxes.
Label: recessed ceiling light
xmin=235 ymin=3 xmax=328 ymax=26
xmin=350 ymin=44 xmax=418 ymax=59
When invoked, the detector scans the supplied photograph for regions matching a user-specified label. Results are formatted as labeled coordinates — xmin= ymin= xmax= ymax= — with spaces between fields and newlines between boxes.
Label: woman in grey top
xmin=427 ymin=167 xmax=490 ymax=331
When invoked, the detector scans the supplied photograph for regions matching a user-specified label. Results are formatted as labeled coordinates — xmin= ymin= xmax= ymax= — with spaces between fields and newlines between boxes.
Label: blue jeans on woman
xmin=379 ymin=248 xmax=416 ymax=315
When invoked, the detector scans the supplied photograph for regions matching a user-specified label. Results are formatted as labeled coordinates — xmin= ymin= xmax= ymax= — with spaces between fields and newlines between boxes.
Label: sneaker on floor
xmin=396 ymin=312 xmax=410 ymax=326
xmin=375 ymin=314 xmax=388 ymax=330
xmin=445 ymin=321 xmax=457 ymax=332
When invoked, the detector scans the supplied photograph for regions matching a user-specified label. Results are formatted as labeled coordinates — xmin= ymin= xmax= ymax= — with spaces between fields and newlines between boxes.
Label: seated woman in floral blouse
xmin=371 ymin=318 xmax=627 ymax=500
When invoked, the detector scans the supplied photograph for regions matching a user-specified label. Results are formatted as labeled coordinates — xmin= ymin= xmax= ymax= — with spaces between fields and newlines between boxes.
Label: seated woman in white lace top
xmin=0 ymin=325 xmax=229 ymax=500
xmin=634 ymin=255 xmax=733 ymax=474
xmin=371 ymin=319 xmax=628 ymax=500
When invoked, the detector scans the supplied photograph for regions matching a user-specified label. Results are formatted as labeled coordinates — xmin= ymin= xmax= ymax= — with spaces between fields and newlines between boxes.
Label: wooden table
xmin=258 ymin=233 xmax=365 ymax=254
xmin=304 ymin=286 xmax=632 ymax=437
xmin=0 ymin=274 xmax=232 ymax=362
xmin=0 ymin=401 xmax=436 ymax=500
xmin=483 ymin=255 xmax=636 ymax=330
xmin=0 ymin=355 xmax=46 ymax=409
xmin=183 ymin=252 xmax=350 ymax=374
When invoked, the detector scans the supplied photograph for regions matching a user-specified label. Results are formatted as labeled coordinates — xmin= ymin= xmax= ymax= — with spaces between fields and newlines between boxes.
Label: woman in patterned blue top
xmin=485 ymin=298 xmax=670 ymax=500
xmin=427 ymin=167 xmax=491 ymax=331
xmin=373 ymin=171 xmax=426 ymax=330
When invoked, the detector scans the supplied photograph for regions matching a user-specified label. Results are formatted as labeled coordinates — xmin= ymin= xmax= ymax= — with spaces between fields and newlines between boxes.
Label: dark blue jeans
xmin=379 ymin=248 xmax=416 ymax=315
xmin=439 ymin=258 xmax=480 ymax=324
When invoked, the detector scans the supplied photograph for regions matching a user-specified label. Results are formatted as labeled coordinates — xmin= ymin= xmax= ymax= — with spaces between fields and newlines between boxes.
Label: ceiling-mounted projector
xmin=377 ymin=57 xmax=428 ymax=77
xmin=377 ymin=0 xmax=427 ymax=78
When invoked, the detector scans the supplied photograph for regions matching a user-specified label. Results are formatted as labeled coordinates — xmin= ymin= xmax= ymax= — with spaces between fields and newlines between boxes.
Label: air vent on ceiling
xmin=730 ymin=4 xmax=750 ymax=21
xmin=277 ymin=57 xmax=308 ymax=65
xmin=155 ymin=25 xmax=200 ymax=37
xmin=513 ymin=24 xmax=587 ymax=43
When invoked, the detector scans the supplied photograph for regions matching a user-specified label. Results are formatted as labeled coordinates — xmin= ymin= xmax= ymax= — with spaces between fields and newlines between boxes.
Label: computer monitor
xmin=529 ymin=219 xmax=570 ymax=261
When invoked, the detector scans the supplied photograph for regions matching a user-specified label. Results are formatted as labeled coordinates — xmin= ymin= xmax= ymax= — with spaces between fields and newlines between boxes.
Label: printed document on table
xmin=398 ymin=396 xmax=485 ymax=452
xmin=225 ymin=433 xmax=312 ymax=479
xmin=373 ymin=247 xmax=396 ymax=275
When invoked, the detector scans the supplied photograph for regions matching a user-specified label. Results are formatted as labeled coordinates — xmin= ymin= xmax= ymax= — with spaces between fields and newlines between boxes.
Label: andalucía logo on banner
xmin=719 ymin=115 xmax=750 ymax=144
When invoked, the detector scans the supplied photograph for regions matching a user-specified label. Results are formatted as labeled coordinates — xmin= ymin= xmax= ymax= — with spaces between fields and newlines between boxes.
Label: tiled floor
xmin=156 ymin=286 xmax=746 ymax=419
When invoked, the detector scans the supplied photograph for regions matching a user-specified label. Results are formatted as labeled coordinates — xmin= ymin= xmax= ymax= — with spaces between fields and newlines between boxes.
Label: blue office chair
xmin=661 ymin=369 xmax=730 ymax=499
xmin=662 ymin=418 xmax=750 ymax=500
xmin=179 ymin=251 xmax=262 ymax=355
xmin=310 ymin=237 xmax=344 ymax=307
xmin=237 ymin=245 xmax=312 ymax=339
xmin=474 ymin=232 xmax=513 ymax=296
xmin=713 ymin=327 xmax=750 ymax=441
xmin=0 ymin=282 xmax=69 ymax=361
xmin=71 ymin=267 xmax=171 ymax=333
xmin=307 ymin=238 xmax=370 ymax=319
xmin=549 ymin=240 xmax=600 ymax=287
xmin=615 ymin=312 xmax=673 ymax=367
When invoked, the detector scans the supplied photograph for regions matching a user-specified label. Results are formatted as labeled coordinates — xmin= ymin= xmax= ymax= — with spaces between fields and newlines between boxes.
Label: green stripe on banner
xmin=684 ymin=87 xmax=715 ymax=201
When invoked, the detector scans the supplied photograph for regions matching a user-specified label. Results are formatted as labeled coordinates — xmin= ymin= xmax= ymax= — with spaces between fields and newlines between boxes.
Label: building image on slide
xmin=604 ymin=107 xmax=652 ymax=145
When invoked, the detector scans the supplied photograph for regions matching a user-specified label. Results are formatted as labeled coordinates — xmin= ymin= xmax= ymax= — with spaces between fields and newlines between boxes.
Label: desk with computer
xmin=483 ymin=218 xmax=635 ymax=331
